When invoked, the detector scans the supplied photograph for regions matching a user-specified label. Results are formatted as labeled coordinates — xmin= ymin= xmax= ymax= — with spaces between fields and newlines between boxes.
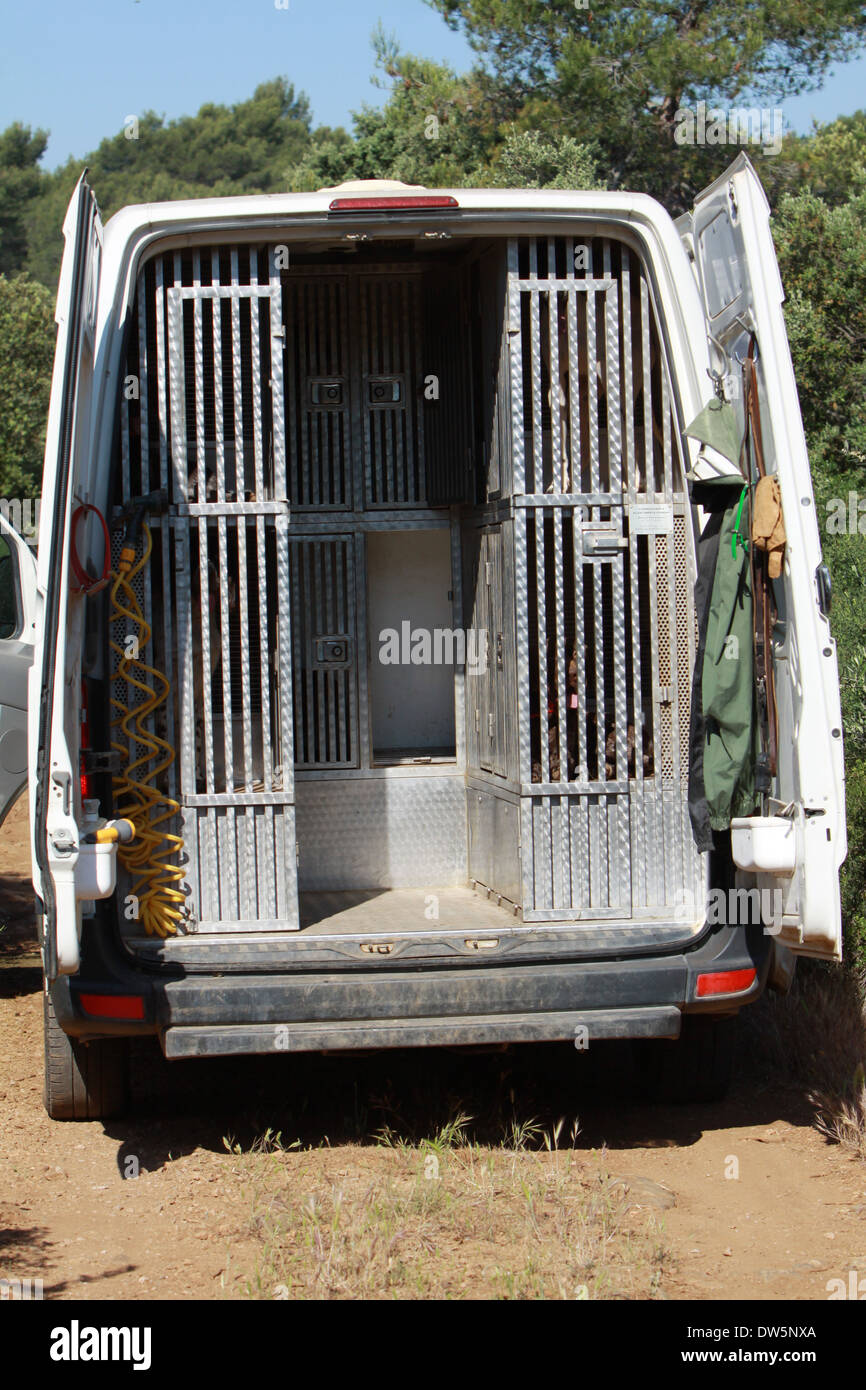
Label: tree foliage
xmin=757 ymin=109 xmax=866 ymax=207
xmin=290 ymin=28 xmax=503 ymax=190
xmin=0 ymin=274 xmax=55 ymax=498
xmin=428 ymin=0 xmax=866 ymax=206
xmin=0 ymin=124 xmax=49 ymax=277
xmin=773 ymin=186 xmax=866 ymax=477
xmin=8 ymin=80 xmax=335 ymax=287
xmin=488 ymin=130 xmax=603 ymax=189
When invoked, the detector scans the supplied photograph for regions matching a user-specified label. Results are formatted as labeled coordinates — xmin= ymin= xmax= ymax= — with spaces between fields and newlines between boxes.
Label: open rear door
xmin=0 ymin=514 xmax=37 ymax=824
xmin=32 ymin=175 xmax=102 ymax=978
xmin=682 ymin=153 xmax=845 ymax=961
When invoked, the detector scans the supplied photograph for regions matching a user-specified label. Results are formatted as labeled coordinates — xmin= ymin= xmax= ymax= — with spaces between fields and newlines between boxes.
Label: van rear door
xmin=682 ymin=153 xmax=845 ymax=961
xmin=0 ymin=513 xmax=37 ymax=824
xmin=32 ymin=175 xmax=102 ymax=979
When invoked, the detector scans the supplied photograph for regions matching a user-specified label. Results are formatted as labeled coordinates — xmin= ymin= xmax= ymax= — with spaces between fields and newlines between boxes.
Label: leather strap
xmin=743 ymin=339 xmax=778 ymax=779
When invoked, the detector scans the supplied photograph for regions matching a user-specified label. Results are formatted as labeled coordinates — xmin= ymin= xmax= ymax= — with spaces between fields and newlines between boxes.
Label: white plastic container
xmin=75 ymin=800 xmax=119 ymax=901
xmin=730 ymin=816 xmax=797 ymax=875
xmin=75 ymin=842 xmax=118 ymax=900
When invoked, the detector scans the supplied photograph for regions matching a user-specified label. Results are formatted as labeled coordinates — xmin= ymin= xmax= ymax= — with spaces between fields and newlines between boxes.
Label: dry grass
xmin=814 ymin=1078 xmax=866 ymax=1159
xmin=221 ymin=1119 xmax=671 ymax=1300
xmin=742 ymin=962 xmax=866 ymax=1159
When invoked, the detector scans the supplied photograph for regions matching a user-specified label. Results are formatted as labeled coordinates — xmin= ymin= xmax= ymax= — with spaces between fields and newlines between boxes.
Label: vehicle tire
xmin=43 ymin=990 xmax=128 ymax=1120
xmin=635 ymin=1014 xmax=736 ymax=1104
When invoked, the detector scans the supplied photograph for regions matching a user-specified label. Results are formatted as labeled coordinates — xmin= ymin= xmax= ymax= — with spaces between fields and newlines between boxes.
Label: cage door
xmin=163 ymin=252 xmax=299 ymax=931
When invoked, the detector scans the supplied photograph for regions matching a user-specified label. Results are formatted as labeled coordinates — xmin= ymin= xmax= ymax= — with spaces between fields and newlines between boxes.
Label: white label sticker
xmin=629 ymin=504 xmax=674 ymax=535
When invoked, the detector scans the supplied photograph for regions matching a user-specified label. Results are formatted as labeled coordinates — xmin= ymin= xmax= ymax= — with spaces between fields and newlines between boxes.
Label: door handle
xmin=582 ymin=530 xmax=627 ymax=555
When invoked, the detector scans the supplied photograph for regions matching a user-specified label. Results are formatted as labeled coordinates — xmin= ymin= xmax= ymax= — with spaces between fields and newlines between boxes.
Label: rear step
xmin=162 ymin=1007 xmax=681 ymax=1057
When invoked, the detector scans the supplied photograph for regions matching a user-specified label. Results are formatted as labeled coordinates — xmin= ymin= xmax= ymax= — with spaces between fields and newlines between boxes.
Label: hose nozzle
xmin=85 ymin=818 xmax=136 ymax=846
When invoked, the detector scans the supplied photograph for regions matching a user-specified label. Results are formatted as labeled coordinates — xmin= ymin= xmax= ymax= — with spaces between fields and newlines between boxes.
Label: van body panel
xmin=24 ymin=165 xmax=844 ymax=1063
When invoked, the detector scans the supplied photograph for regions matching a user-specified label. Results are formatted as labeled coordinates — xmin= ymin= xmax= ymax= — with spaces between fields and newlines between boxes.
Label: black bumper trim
xmin=163 ymin=1007 xmax=682 ymax=1057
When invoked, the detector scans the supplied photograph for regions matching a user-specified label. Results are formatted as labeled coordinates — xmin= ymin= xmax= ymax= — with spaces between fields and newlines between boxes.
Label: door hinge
xmin=82 ymin=750 xmax=123 ymax=774
xmin=816 ymin=563 xmax=832 ymax=617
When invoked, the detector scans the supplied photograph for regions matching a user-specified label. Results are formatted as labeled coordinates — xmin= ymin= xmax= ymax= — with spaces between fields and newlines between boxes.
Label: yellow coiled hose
xmin=109 ymin=523 xmax=185 ymax=937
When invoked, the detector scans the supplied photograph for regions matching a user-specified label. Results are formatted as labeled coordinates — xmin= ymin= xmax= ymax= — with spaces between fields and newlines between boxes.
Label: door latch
xmin=315 ymin=637 xmax=352 ymax=666
xmin=50 ymin=830 xmax=76 ymax=857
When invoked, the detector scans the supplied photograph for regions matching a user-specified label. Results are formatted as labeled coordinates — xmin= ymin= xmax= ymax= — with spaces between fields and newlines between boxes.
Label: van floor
xmin=298 ymin=887 xmax=520 ymax=936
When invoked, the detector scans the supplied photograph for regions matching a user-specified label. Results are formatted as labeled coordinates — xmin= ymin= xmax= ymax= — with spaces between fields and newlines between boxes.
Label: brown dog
xmin=531 ymin=641 xmax=654 ymax=783
xmin=540 ymin=295 xmax=666 ymax=494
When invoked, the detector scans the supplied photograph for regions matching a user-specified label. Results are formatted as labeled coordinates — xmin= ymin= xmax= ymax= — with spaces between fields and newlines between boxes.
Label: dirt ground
xmin=2 ymin=795 xmax=865 ymax=1301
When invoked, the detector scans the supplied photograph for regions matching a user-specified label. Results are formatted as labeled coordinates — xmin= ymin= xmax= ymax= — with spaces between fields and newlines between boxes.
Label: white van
xmin=4 ymin=154 xmax=845 ymax=1117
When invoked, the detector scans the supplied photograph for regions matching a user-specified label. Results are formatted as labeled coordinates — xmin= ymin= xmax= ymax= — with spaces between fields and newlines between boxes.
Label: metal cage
xmin=113 ymin=231 xmax=703 ymax=936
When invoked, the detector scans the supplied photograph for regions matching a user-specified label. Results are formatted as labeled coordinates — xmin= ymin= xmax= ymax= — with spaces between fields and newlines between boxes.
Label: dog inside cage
xmin=525 ymin=514 xmax=656 ymax=786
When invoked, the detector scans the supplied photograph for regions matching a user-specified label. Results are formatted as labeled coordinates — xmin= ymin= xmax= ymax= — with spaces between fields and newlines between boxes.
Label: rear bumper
xmin=52 ymin=916 xmax=772 ymax=1056
xmin=163 ymin=1007 xmax=681 ymax=1057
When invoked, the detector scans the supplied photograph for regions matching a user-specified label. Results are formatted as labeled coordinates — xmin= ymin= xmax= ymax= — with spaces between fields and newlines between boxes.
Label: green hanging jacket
xmin=702 ymin=493 xmax=761 ymax=830
xmin=687 ymin=474 xmax=760 ymax=850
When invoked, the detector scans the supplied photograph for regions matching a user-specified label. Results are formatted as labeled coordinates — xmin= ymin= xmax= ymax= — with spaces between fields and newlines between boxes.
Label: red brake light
xmin=695 ymin=968 xmax=757 ymax=998
xmin=328 ymin=195 xmax=459 ymax=214
xmin=79 ymin=993 xmax=145 ymax=1020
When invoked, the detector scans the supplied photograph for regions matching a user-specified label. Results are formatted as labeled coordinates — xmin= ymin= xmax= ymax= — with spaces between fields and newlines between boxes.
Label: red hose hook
xmin=70 ymin=503 xmax=111 ymax=595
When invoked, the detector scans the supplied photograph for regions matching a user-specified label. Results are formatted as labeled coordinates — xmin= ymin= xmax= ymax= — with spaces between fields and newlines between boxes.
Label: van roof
xmin=101 ymin=182 xmax=665 ymax=239
xmin=93 ymin=181 xmax=691 ymax=349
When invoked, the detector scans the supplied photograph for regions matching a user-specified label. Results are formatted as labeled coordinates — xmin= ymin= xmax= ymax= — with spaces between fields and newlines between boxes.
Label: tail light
xmin=696 ymin=968 xmax=757 ymax=998
xmin=79 ymin=992 xmax=145 ymax=1020
xmin=328 ymin=195 xmax=459 ymax=214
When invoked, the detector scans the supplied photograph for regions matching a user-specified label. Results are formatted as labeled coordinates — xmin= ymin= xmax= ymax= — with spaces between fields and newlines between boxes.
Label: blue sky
xmin=1 ymin=0 xmax=865 ymax=170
